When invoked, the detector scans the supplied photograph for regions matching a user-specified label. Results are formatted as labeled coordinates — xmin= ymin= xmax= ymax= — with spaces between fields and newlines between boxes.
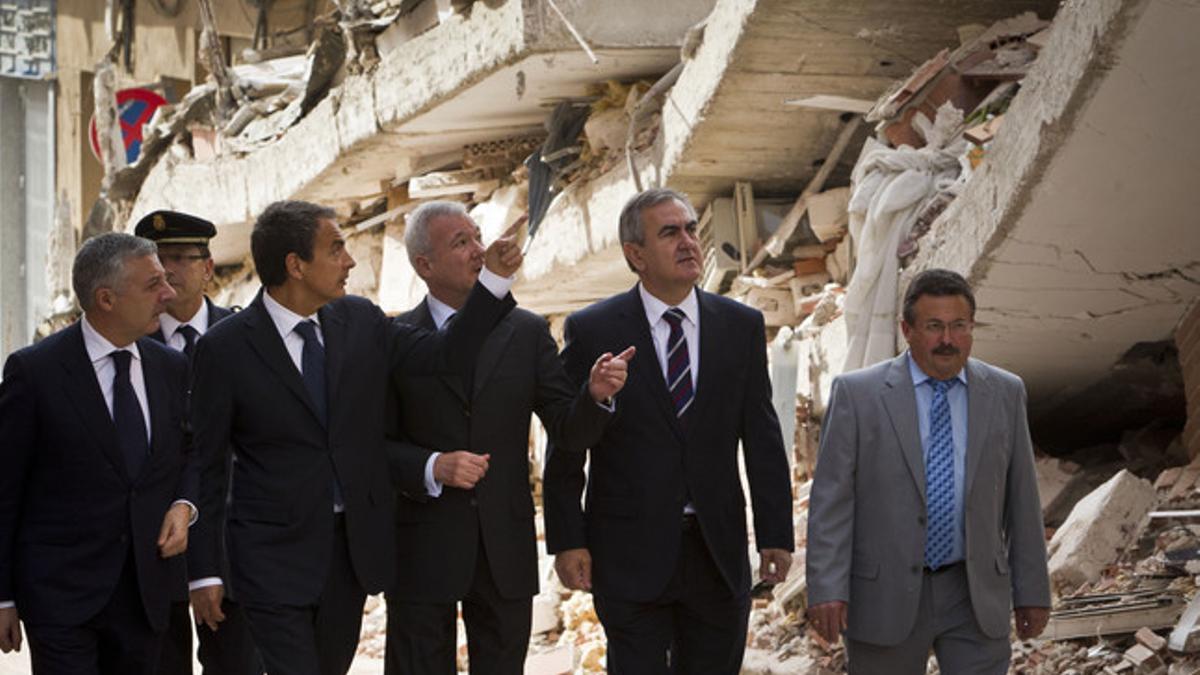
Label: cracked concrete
xmin=903 ymin=0 xmax=1200 ymax=426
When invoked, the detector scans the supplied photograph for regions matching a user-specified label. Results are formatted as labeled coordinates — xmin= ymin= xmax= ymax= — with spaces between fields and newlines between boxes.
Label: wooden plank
xmin=746 ymin=115 xmax=862 ymax=270
xmin=785 ymin=95 xmax=876 ymax=114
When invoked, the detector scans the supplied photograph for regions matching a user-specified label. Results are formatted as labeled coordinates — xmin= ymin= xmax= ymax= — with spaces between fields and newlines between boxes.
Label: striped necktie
xmin=662 ymin=308 xmax=694 ymax=417
xmin=924 ymin=378 xmax=957 ymax=569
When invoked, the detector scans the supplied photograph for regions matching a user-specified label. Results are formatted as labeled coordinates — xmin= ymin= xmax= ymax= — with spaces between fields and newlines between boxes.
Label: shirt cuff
xmin=424 ymin=451 xmax=444 ymax=498
xmin=173 ymin=499 xmax=198 ymax=526
xmin=188 ymin=577 xmax=223 ymax=592
xmin=595 ymin=396 xmax=616 ymax=412
xmin=478 ymin=267 xmax=514 ymax=299
xmin=0 ymin=601 xmax=13 ymax=609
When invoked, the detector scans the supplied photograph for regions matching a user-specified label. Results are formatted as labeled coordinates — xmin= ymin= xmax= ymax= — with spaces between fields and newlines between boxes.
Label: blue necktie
xmin=110 ymin=350 xmax=149 ymax=478
xmin=924 ymin=378 xmax=957 ymax=569
xmin=293 ymin=320 xmax=344 ymax=509
xmin=662 ymin=308 xmax=694 ymax=418
xmin=293 ymin=320 xmax=328 ymax=427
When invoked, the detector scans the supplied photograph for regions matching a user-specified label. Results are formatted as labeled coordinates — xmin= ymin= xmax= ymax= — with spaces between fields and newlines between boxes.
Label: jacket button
xmin=469 ymin=497 xmax=478 ymax=507
xmin=917 ymin=515 xmax=926 ymax=525
xmin=463 ymin=407 xmax=471 ymax=418
xmin=911 ymin=565 xmax=919 ymax=574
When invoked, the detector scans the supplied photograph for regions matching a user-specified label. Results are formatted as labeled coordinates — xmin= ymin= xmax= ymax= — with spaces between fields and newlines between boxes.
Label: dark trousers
xmin=593 ymin=516 xmax=750 ymax=675
xmin=846 ymin=563 xmax=1010 ymax=675
xmin=25 ymin=547 xmax=162 ymax=675
xmin=242 ymin=517 xmax=366 ymax=675
xmin=156 ymin=597 xmax=264 ymax=675
xmin=384 ymin=532 xmax=532 ymax=675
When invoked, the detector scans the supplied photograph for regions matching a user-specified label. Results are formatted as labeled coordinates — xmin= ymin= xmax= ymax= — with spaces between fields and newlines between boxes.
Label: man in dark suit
xmin=543 ymin=188 xmax=795 ymax=673
xmin=189 ymin=200 xmax=523 ymax=675
xmin=0 ymin=232 xmax=198 ymax=674
xmin=382 ymin=202 xmax=631 ymax=675
xmin=134 ymin=211 xmax=263 ymax=675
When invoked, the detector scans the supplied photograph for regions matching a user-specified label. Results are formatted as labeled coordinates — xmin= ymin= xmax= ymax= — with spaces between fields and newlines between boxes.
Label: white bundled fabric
xmin=842 ymin=103 xmax=968 ymax=372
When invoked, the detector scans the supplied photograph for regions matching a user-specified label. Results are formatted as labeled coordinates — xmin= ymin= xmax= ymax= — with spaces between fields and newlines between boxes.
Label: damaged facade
xmin=3 ymin=0 xmax=1200 ymax=672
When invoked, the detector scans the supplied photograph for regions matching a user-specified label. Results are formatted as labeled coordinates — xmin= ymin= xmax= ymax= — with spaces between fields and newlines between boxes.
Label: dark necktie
xmin=924 ymin=378 xmax=957 ymax=569
xmin=110 ymin=350 xmax=149 ymax=478
xmin=293 ymin=320 xmax=344 ymax=509
xmin=293 ymin=320 xmax=328 ymax=427
xmin=662 ymin=308 xmax=694 ymax=418
xmin=177 ymin=324 xmax=199 ymax=360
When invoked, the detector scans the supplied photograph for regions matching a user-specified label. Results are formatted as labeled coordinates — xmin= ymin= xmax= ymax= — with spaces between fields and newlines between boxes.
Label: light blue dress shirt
xmin=907 ymin=352 xmax=969 ymax=566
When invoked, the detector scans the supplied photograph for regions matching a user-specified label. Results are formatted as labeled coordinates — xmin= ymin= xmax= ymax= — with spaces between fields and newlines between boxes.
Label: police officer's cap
xmin=134 ymin=210 xmax=217 ymax=246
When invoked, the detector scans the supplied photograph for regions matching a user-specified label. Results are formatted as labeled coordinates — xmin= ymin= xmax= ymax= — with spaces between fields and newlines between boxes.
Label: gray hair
xmin=72 ymin=232 xmax=159 ymax=311
xmin=405 ymin=201 xmax=469 ymax=266
xmin=617 ymin=188 xmax=696 ymax=272
xmin=617 ymin=188 xmax=696 ymax=246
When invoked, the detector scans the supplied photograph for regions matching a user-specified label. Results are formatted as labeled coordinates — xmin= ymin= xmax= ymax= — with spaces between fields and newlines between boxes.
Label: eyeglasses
xmin=921 ymin=320 xmax=973 ymax=337
xmin=159 ymin=253 xmax=209 ymax=264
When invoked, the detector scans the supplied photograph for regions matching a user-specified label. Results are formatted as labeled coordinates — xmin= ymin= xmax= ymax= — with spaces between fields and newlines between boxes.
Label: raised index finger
xmin=502 ymin=213 xmax=528 ymax=240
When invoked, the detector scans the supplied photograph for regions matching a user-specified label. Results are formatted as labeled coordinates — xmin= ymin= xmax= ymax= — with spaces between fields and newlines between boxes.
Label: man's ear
xmin=94 ymin=287 xmax=116 ymax=312
xmin=285 ymin=252 xmax=304 ymax=281
xmin=622 ymin=242 xmax=645 ymax=273
xmin=413 ymin=255 xmax=433 ymax=280
xmin=202 ymin=258 xmax=215 ymax=283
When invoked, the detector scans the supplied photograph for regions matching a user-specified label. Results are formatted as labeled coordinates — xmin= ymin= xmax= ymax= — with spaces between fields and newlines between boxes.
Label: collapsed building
xmin=4 ymin=0 xmax=1200 ymax=672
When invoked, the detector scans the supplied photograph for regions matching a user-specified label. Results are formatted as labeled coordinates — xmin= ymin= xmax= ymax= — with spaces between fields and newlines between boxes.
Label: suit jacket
xmin=805 ymin=354 xmax=1051 ymax=645
xmin=385 ymin=301 xmax=609 ymax=603
xmin=189 ymin=283 xmax=513 ymax=607
xmin=543 ymin=286 xmax=794 ymax=602
xmin=0 ymin=323 xmax=196 ymax=631
xmin=148 ymin=296 xmax=235 ymax=601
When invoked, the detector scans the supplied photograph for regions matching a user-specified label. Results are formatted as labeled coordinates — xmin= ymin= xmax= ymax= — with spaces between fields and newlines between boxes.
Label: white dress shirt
xmin=638 ymin=283 xmax=700 ymax=514
xmin=157 ymin=299 xmax=209 ymax=350
xmin=638 ymin=283 xmax=700 ymax=391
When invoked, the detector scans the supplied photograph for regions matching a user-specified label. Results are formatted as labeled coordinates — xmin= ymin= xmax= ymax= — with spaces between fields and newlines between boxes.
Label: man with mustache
xmin=0 ymin=232 xmax=196 ymax=673
xmin=188 ymin=200 xmax=522 ymax=675
xmin=543 ymin=188 xmax=795 ymax=672
xmin=133 ymin=211 xmax=264 ymax=675
xmin=806 ymin=269 xmax=1051 ymax=674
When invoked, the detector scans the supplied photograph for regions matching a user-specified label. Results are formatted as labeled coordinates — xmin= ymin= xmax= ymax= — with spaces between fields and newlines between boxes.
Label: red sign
xmin=88 ymin=87 xmax=168 ymax=165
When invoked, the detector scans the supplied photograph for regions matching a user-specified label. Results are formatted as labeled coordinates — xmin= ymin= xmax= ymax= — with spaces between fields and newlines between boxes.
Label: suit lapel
xmin=404 ymin=300 xmax=468 ymax=404
xmin=880 ymin=354 xmax=926 ymax=500
xmin=319 ymin=302 xmax=347 ymax=418
xmin=620 ymin=287 xmax=684 ymax=443
xmin=963 ymin=359 xmax=994 ymax=498
xmin=138 ymin=341 xmax=171 ymax=482
xmin=58 ymin=324 xmax=130 ymax=484
xmin=244 ymin=294 xmax=324 ymax=423
xmin=473 ymin=317 xmax=515 ymax=398
xmin=683 ymin=290 xmax=719 ymax=442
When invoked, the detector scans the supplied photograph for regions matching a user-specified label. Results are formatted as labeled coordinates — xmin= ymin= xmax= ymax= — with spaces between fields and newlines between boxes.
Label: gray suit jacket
xmin=806 ymin=354 xmax=1050 ymax=645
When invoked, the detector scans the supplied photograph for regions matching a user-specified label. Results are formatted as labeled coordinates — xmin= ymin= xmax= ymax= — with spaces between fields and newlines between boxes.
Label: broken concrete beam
xmin=1170 ymin=592 xmax=1200 ymax=653
xmin=1044 ymin=592 xmax=1185 ymax=641
xmin=806 ymin=187 xmax=850 ymax=243
xmin=1047 ymin=469 xmax=1157 ymax=591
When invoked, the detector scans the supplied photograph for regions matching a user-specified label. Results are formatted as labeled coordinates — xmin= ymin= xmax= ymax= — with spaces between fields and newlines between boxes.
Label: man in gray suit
xmin=806 ymin=269 xmax=1050 ymax=674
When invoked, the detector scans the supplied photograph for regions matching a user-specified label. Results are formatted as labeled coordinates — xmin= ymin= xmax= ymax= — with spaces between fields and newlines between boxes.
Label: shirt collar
xmin=262 ymin=288 xmax=320 ymax=339
xmin=425 ymin=294 xmax=457 ymax=331
xmin=158 ymin=298 xmax=209 ymax=341
xmin=80 ymin=314 xmax=140 ymax=365
xmin=639 ymin=283 xmax=699 ymax=329
xmin=906 ymin=351 xmax=968 ymax=388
